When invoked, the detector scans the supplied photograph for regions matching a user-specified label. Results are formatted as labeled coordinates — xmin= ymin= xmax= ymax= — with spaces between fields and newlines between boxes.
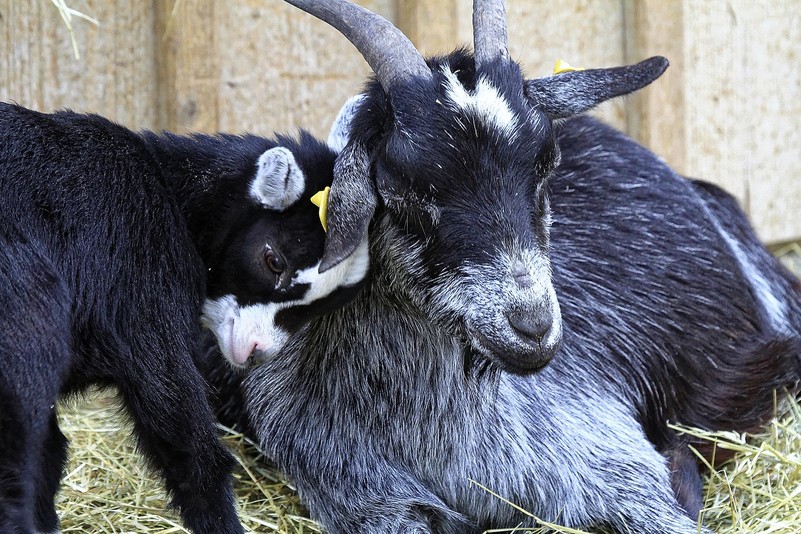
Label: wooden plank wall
xmin=627 ymin=0 xmax=801 ymax=244
xmin=1 ymin=0 xmax=798 ymax=243
xmin=0 ymin=1 xmax=158 ymax=129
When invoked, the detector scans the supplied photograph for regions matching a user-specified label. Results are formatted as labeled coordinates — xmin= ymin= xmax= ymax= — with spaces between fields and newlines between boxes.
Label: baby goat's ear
xmin=327 ymin=94 xmax=366 ymax=154
xmin=319 ymin=140 xmax=376 ymax=272
xmin=525 ymin=56 xmax=668 ymax=119
xmin=250 ymin=147 xmax=305 ymax=211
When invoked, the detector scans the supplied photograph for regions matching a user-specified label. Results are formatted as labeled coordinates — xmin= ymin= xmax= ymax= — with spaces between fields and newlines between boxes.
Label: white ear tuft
xmin=327 ymin=94 xmax=366 ymax=154
xmin=251 ymin=147 xmax=305 ymax=211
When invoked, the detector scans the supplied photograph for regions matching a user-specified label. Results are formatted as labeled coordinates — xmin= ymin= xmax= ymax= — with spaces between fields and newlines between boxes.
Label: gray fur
xmin=251 ymin=147 xmax=305 ymax=210
xmin=327 ymin=95 xmax=365 ymax=153
xmin=244 ymin=221 xmax=708 ymax=532
xmin=319 ymin=141 xmax=376 ymax=272
xmin=525 ymin=57 xmax=669 ymax=119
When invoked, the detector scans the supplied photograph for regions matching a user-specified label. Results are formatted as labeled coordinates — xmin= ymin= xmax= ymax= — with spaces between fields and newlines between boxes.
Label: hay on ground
xmin=56 ymin=389 xmax=318 ymax=534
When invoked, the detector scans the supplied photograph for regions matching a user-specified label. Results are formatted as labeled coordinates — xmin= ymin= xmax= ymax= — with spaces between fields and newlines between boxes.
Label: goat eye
xmin=264 ymin=248 xmax=285 ymax=274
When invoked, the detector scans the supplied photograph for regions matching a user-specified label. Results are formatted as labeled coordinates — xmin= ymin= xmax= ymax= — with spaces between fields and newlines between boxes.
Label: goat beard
xmin=462 ymin=344 xmax=502 ymax=382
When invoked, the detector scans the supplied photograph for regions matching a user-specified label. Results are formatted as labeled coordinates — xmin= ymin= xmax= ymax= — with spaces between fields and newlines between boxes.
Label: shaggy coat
xmin=206 ymin=49 xmax=801 ymax=534
xmin=0 ymin=103 xmax=366 ymax=533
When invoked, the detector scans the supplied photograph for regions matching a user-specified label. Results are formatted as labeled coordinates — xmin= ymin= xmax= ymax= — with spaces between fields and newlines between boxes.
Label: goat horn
xmin=473 ymin=0 xmax=510 ymax=70
xmin=283 ymin=0 xmax=432 ymax=92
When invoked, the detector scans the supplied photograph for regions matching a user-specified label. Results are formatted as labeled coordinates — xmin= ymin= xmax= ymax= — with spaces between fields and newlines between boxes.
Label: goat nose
xmin=507 ymin=309 xmax=552 ymax=343
xmin=512 ymin=263 xmax=533 ymax=289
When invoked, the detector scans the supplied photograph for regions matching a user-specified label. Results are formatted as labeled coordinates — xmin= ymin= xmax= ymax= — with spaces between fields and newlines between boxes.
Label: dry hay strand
xmin=50 ymin=0 xmax=98 ymax=59
xmin=57 ymin=389 xmax=801 ymax=533
xmin=773 ymin=242 xmax=801 ymax=276
xmin=685 ymin=396 xmax=801 ymax=533
xmin=56 ymin=388 xmax=319 ymax=533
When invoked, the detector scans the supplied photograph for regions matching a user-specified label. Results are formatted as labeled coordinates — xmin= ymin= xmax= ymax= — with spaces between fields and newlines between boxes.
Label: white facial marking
xmin=201 ymin=295 xmax=283 ymax=366
xmin=442 ymin=67 xmax=519 ymax=139
xmin=251 ymin=147 xmax=305 ymax=211
xmin=300 ymin=239 xmax=370 ymax=298
xmin=327 ymin=94 xmax=365 ymax=153
xmin=202 ymin=239 xmax=370 ymax=367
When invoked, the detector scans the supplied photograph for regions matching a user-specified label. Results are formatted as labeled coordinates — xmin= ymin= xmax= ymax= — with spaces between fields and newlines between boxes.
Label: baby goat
xmin=0 ymin=102 xmax=367 ymax=534
xmin=206 ymin=0 xmax=801 ymax=532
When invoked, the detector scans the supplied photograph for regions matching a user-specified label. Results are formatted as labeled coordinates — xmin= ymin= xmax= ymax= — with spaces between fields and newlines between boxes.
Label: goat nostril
xmin=512 ymin=263 xmax=533 ymax=289
xmin=514 ymin=272 xmax=533 ymax=289
xmin=507 ymin=309 xmax=552 ymax=342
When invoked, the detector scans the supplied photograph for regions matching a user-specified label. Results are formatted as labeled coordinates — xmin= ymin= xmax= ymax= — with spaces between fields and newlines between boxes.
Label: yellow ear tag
xmin=553 ymin=59 xmax=584 ymax=74
xmin=310 ymin=186 xmax=330 ymax=232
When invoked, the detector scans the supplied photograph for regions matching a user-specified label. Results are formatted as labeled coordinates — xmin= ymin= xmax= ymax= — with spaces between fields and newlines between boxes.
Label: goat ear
xmin=327 ymin=94 xmax=366 ymax=154
xmin=319 ymin=141 xmax=376 ymax=273
xmin=525 ymin=56 xmax=668 ymax=118
xmin=251 ymin=147 xmax=305 ymax=211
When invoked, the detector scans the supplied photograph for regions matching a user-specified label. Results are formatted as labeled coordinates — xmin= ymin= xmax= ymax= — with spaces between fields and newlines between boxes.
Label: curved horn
xmin=284 ymin=0 xmax=432 ymax=92
xmin=473 ymin=0 xmax=510 ymax=70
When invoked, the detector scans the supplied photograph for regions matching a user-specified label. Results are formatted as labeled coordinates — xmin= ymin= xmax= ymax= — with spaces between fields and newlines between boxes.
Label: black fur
xmin=551 ymin=118 xmax=801 ymax=503
xmin=0 ymin=102 xmax=343 ymax=533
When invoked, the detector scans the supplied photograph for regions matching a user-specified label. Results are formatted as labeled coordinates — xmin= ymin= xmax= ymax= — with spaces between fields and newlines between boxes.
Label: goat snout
xmin=507 ymin=309 xmax=552 ymax=343
xmin=467 ymin=300 xmax=562 ymax=375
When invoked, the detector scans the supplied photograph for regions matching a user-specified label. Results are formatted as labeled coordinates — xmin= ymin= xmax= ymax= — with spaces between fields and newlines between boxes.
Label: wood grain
xmin=1 ymin=0 xmax=798 ymax=241
xmin=0 ymin=0 xmax=157 ymax=130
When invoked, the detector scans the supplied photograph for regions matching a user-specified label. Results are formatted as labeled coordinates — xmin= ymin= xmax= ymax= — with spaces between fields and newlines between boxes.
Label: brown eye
xmin=264 ymin=248 xmax=285 ymax=274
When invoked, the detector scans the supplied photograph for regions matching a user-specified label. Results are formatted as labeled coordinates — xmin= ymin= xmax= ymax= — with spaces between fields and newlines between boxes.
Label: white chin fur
xmin=201 ymin=296 xmax=287 ymax=367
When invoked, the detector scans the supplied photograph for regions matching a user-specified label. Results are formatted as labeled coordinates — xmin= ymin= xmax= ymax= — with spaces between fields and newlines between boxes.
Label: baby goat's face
xmin=202 ymin=142 xmax=369 ymax=367
xmin=342 ymin=53 xmax=563 ymax=373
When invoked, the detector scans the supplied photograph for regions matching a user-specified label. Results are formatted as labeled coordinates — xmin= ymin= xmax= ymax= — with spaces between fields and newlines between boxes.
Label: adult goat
xmin=207 ymin=0 xmax=801 ymax=532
